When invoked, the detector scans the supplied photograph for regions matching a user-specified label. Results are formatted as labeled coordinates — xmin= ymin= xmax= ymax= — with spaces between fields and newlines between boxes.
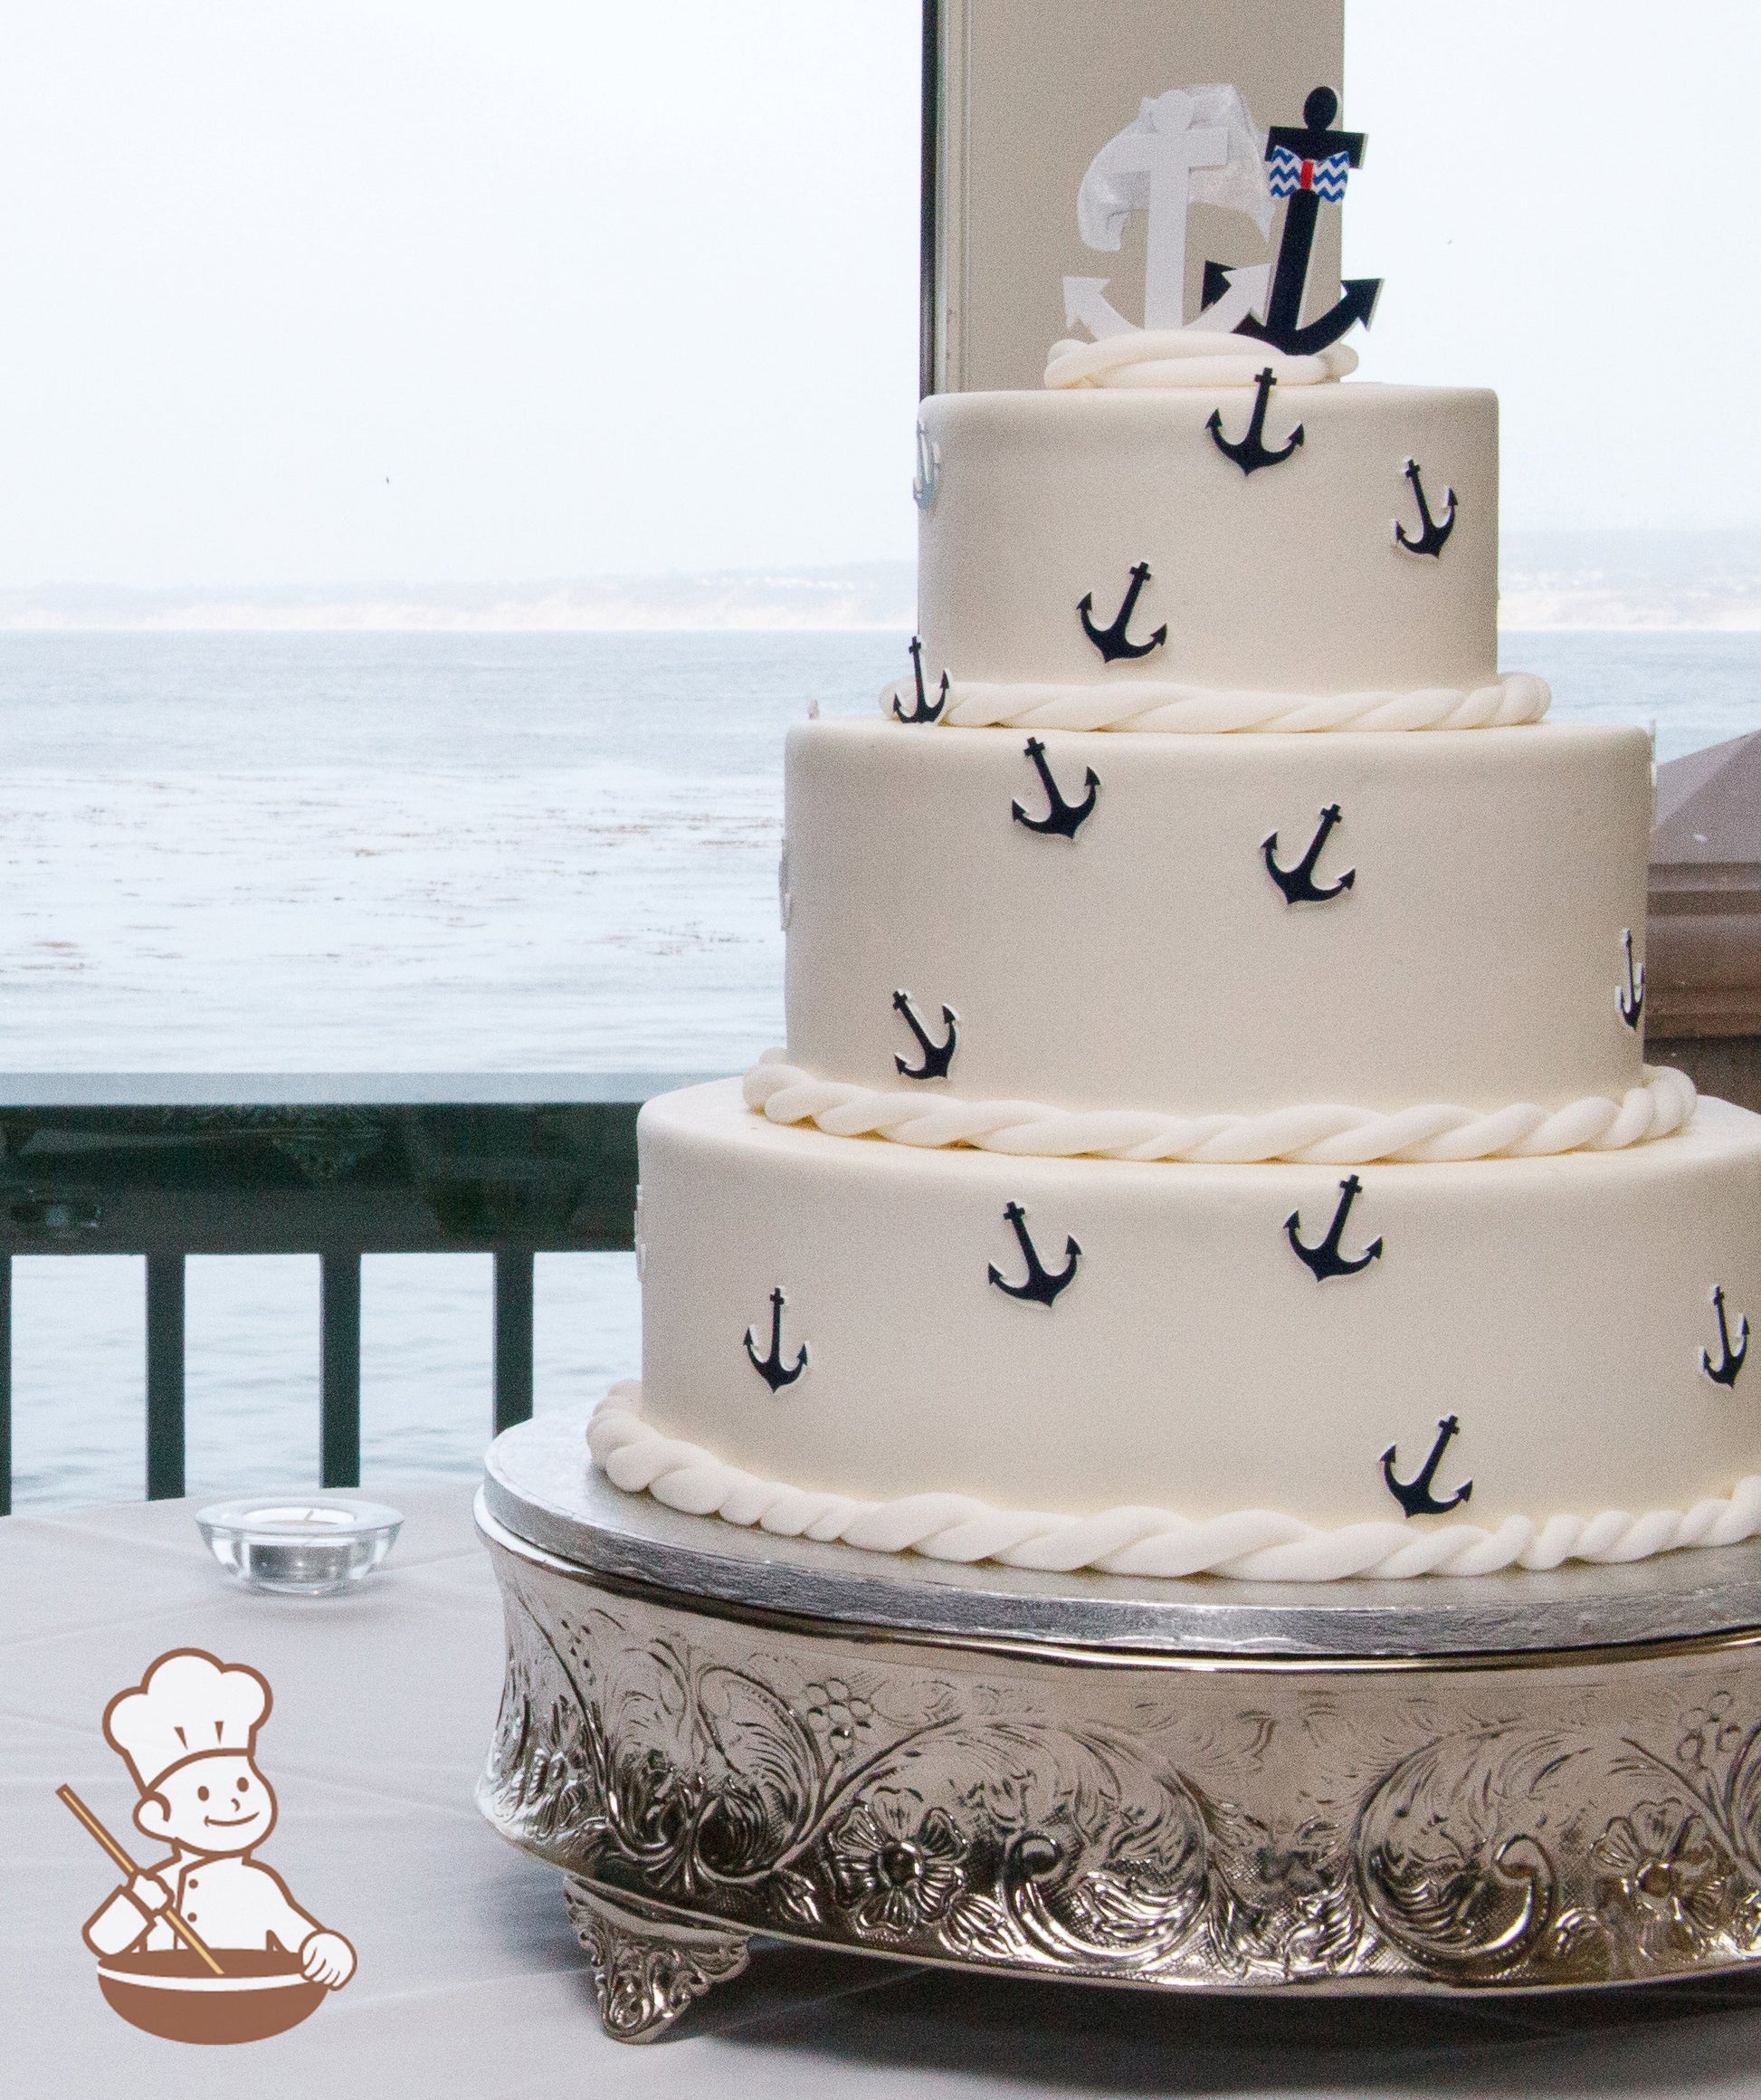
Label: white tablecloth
xmin=7 ymin=1487 xmax=1761 ymax=2097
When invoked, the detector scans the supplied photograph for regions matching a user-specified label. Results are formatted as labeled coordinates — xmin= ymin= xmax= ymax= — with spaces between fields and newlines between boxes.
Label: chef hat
xmin=104 ymin=1649 xmax=272 ymax=1795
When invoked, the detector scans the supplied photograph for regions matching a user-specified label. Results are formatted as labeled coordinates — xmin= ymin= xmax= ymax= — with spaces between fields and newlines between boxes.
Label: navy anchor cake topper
xmin=1225 ymin=88 xmax=1382 ymax=356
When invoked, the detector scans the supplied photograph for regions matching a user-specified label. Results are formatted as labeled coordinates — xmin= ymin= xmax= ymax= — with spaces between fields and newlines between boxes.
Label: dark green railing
xmin=0 ymin=1074 xmax=706 ymax=1513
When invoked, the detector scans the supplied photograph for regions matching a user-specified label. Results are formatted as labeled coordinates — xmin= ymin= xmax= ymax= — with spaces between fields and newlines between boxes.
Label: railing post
xmin=145 ymin=1253 xmax=186 ymax=1501
xmin=320 ymin=1252 xmax=362 ymax=1489
xmin=0 ymin=1256 xmax=11 ymax=1517
xmin=494 ymin=1249 xmax=535 ymax=1436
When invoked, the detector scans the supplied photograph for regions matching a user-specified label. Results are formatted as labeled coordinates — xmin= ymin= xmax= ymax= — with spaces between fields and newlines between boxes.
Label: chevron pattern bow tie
xmin=1269 ymin=146 xmax=1350 ymax=201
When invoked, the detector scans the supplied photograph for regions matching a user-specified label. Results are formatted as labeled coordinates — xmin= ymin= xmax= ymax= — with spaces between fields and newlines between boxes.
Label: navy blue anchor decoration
xmin=1079 ymin=561 xmax=1167 ymax=663
xmin=893 ymin=989 xmax=958 ymax=1081
xmin=1229 ymin=88 xmax=1382 ymax=358
xmin=1287 ymin=1175 xmax=1384 ymax=1281
xmin=893 ymin=635 xmax=949 ymax=724
xmin=1013 ymin=737 xmax=1099 ymax=840
xmin=1263 ymin=804 xmax=1355 ymax=904
xmin=743 ymin=1287 xmax=808 ymax=1391
xmin=1702 ymin=1286 xmax=1750 ymax=1389
xmin=1619 ymin=929 xmax=1645 ymax=1032
xmin=1208 ymin=368 xmax=1304 ymax=476
xmin=988 ymin=1201 xmax=1080 ymax=1307
xmin=1395 ymin=460 xmax=1457 ymax=557
xmin=1380 ymin=1416 xmax=1473 ymax=1518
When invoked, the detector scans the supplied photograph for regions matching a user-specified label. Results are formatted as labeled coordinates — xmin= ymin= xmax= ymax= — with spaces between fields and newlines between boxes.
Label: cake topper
xmin=1263 ymin=805 xmax=1355 ymax=904
xmin=1064 ymin=262 xmax=1271 ymax=343
xmin=892 ymin=990 xmax=958 ymax=1081
xmin=1395 ymin=461 xmax=1457 ymax=557
xmin=1013 ymin=737 xmax=1099 ymax=839
xmin=987 ymin=1201 xmax=1081 ymax=1307
xmin=1072 ymin=86 xmax=1271 ymax=333
xmin=1209 ymin=368 xmax=1304 ymax=475
xmin=1619 ymin=929 xmax=1645 ymax=1032
xmin=1380 ymin=1416 xmax=1473 ymax=1518
xmin=893 ymin=636 xmax=949 ymax=724
xmin=743 ymin=1287 xmax=808 ymax=1391
xmin=1230 ymin=88 xmax=1382 ymax=356
xmin=1702 ymin=1286 xmax=1750 ymax=1389
xmin=1079 ymin=561 xmax=1167 ymax=662
xmin=1286 ymin=1175 xmax=1383 ymax=1281
xmin=1062 ymin=82 xmax=1379 ymax=349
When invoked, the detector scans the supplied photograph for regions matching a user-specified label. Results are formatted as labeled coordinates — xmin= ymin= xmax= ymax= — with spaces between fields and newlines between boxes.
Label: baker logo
xmin=58 ymin=1647 xmax=355 ymax=2044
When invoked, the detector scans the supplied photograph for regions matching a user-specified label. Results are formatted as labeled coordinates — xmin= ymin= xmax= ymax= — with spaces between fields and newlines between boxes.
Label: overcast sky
xmin=0 ymin=1 xmax=1753 ymax=588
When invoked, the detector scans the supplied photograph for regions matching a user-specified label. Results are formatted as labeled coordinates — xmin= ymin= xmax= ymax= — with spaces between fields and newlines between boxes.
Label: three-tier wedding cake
xmin=589 ymin=84 xmax=1761 ymax=1581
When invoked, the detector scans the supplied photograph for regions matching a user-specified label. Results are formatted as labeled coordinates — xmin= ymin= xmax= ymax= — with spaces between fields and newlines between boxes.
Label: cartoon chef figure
xmin=81 ymin=1649 xmax=355 ymax=1988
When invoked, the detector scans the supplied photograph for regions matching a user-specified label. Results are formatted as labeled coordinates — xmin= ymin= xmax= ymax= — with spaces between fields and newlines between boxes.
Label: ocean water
xmin=6 ymin=626 xmax=1758 ymax=1510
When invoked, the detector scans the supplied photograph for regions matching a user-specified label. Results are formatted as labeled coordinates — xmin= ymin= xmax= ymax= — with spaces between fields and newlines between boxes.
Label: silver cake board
xmin=477 ymin=1410 xmax=1761 ymax=2041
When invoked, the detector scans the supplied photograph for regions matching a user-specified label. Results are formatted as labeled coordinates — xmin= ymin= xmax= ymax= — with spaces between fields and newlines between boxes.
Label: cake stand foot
xmin=564 ymin=1878 xmax=752 ymax=2043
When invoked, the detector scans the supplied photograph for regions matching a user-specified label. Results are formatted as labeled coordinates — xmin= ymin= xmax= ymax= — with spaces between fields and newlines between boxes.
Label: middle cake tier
xmin=783 ymin=715 xmax=1652 ymax=1120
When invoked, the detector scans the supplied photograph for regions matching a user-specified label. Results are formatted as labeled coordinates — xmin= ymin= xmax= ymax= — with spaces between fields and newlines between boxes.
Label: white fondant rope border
xmin=878 ymin=670 xmax=1550 ymax=734
xmin=588 ymin=1388 xmax=1761 ymax=1583
xmin=742 ymin=1055 xmax=1698 ymax=1167
xmin=1043 ymin=330 xmax=1359 ymax=392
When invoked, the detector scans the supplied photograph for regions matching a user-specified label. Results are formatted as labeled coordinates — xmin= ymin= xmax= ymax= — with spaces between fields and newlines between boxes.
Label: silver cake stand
xmin=476 ymin=1411 xmax=1761 ymax=2042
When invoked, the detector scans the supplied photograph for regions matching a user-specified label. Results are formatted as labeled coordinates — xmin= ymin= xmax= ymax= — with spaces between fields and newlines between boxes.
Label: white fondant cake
xmin=592 ymin=99 xmax=1761 ymax=1582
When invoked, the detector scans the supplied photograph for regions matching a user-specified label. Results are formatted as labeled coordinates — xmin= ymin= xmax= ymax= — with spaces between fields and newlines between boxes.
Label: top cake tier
xmin=916 ymin=382 xmax=1499 ymax=705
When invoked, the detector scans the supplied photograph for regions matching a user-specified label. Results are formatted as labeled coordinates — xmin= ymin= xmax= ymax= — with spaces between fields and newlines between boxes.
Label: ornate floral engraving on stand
xmin=478 ymin=1553 xmax=1761 ymax=2033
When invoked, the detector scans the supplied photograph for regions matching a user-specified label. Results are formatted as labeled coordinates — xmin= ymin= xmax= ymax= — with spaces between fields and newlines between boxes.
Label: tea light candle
xmin=195 ymin=1499 xmax=403 ymax=1597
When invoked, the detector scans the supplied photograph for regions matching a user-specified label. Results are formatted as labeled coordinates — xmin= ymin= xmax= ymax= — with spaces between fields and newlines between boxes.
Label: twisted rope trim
xmin=589 ymin=1388 xmax=1761 ymax=1583
xmin=878 ymin=670 xmax=1549 ymax=734
xmin=742 ymin=1055 xmax=1697 ymax=1167
xmin=1043 ymin=330 xmax=1359 ymax=392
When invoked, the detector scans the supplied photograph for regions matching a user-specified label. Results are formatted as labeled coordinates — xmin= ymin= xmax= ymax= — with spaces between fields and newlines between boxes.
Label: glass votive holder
xmin=195 ymin=1499 xmax=403 ymax=1597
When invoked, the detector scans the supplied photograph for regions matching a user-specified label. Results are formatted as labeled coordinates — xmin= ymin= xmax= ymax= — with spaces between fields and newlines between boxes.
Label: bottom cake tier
xmin=605 ymin=1080 xmax=1761 ymax=1580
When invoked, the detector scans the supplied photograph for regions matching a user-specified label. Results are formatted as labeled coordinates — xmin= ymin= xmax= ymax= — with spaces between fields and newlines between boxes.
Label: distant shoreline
xmin=0 ymin=566 xmax=918 ymax=635
xmin=6 ymin=537 xmax=1761 ymax=633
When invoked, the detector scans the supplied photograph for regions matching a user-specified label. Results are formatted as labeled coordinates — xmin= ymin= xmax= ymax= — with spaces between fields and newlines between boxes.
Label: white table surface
xmin=8 ymin=1486 xmax=1761 ymax=2098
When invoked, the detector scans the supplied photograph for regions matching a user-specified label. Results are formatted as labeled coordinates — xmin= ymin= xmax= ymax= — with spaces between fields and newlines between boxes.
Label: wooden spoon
xmin=56 ymin=1783 xmax=226 ymax=1976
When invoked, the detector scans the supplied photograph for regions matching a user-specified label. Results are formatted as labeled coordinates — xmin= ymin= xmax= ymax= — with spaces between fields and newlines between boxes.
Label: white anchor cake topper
xmin=1063 ymin=81 xmax=1380 ymax=350
xmin=1068 ymin=84 xmax=1271 ymax=338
